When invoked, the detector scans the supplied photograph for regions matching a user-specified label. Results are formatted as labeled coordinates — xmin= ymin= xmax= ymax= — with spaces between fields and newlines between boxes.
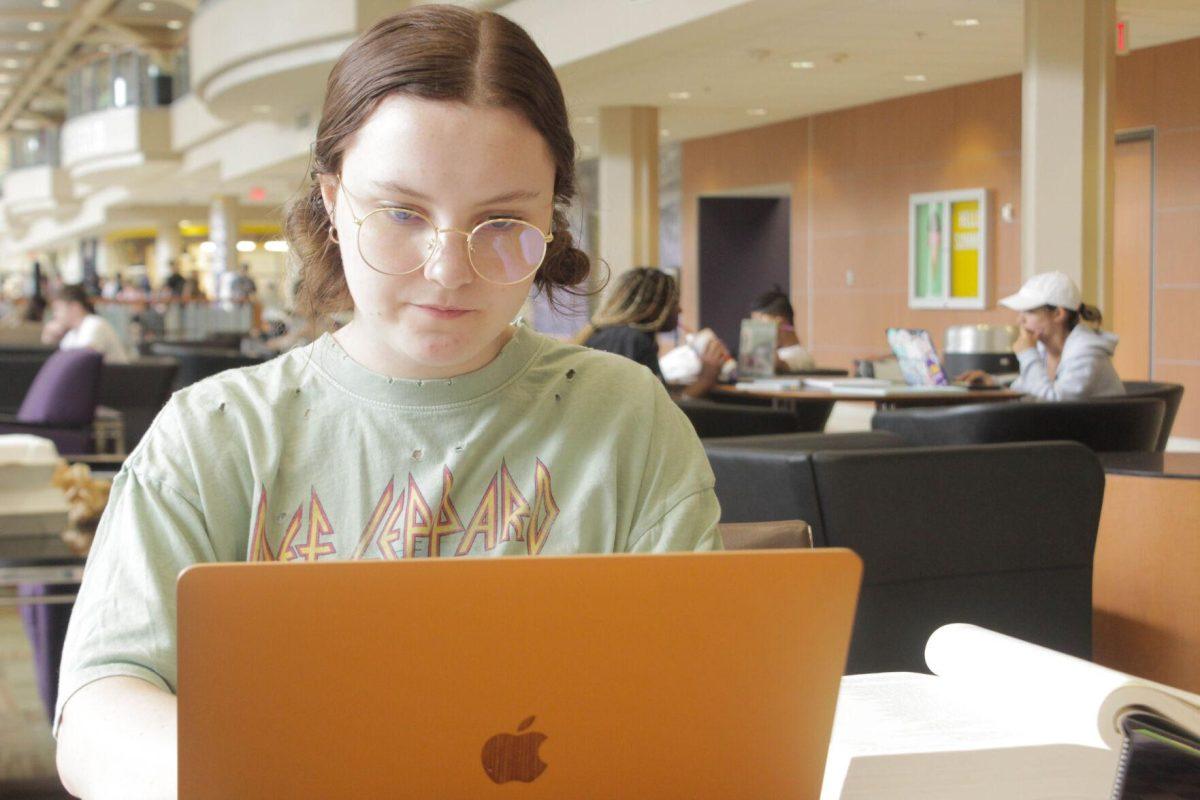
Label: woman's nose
xmin=422 ymin=230 xmax=475 ymax=290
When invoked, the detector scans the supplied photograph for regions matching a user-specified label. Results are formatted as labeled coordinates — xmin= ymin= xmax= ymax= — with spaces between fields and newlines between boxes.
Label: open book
xmin=821 ymin=624 xmax=1200 ymax=800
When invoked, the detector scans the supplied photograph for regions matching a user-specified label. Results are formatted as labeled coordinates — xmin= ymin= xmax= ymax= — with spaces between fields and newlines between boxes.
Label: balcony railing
xmin=9 ymin=129 xmax=60 ymax=171
xmin=66 ymin=49 xmax=188 ymax=119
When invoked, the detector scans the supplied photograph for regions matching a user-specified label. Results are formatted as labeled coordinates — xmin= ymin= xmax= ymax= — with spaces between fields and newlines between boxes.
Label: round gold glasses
xmin=336 ymin=182 xmax=553 ymax=286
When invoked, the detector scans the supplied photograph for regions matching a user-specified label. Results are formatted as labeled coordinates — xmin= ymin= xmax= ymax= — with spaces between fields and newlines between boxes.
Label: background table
xmin=712 ymin=384 xmax=1023 ymax=411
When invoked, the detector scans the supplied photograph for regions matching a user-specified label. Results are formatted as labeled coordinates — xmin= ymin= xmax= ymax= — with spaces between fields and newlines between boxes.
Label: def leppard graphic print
xmin=247 ymin=459 xmax=560 ymax=561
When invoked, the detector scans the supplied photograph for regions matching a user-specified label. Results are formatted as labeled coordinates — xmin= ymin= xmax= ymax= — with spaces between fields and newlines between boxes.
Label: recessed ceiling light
xmin=668 ymin=91 xmax=691 ymax=101
xmin=27 ymin=22 xmax=46 ymax=32
xmin=16 ymin=42 xmax=33 ymax=51
xmin=747 ymin=108 xmax=767 ymax=116
xmin=0 ymin=75 xmax=12 ymax=84
xmin=166 ymin=19 xmax=184 ymax=30
xmin=953 ymin=18 xmax=981 ymax=27
xmin=578 ymin=115 xmax=596 ymax=124
xmin=791 ymin=60 xmax=815 ymax=69
xmin=252 ymin=104 xmax=272 ymax=114
xmin=41 ymin=0 xmax=61 ymax=7
xmin=660 ymin=128 xmax=670 ymax=137
xmin=3 ymin=59 xmax=19 ymax=69
xmin=138 ymin=1 xmax=157 ymax=9
xmin=904 ymin=74 xmax=927 ymax=82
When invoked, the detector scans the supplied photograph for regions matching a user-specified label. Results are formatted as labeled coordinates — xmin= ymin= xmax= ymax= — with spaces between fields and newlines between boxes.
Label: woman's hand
xmin=697 ymin=337 xmax=731 ymax=377
xmin=683 ymin=337 xmax=732 ymax=399
xmin=955 ymin=370 xmax=996 ymax=387
xmin=1013 ymin=326 xmax=1038 ymax=354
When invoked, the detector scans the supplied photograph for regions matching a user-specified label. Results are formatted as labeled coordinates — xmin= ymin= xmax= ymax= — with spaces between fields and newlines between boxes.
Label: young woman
xmin=54 ymin=8 xmax=721 ymax=796
xmin=750 ymin=285 xmax=815 ymax=372
xmin=576 ymin=266 xmax=731 ymax=398
xmin=41 ymin=283 xmax=130 ymax=364
xmin=959 ymin=271 xmax=1124 ymax=400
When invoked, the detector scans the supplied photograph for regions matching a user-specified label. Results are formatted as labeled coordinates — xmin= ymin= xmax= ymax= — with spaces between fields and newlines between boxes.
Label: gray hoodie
xmin=1011 ymin=325 xmax=1125 ymax=400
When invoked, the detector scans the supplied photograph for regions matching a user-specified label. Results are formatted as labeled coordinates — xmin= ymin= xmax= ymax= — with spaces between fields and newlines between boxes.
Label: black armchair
xmin=1122 ymin=381 xmax=1184 ymax=451
xmin=872 ymin=397 xmax=1165 ymax=452
xmin=811 ymin=442 xmax=1103 ymax=673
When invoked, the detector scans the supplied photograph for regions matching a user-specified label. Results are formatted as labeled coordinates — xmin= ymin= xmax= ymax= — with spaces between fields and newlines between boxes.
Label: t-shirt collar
xmin=310 ymin=323 xmax=545 ymax=407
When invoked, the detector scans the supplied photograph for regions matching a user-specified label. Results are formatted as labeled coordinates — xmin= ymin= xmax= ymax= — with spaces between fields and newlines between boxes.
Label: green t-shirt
xmin=55 ymin=325 xmax=721 ymax=731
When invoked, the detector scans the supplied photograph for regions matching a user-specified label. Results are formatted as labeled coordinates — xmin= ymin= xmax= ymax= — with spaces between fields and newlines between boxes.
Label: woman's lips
xmin=412 ymin=304 xmax=474 ymax=320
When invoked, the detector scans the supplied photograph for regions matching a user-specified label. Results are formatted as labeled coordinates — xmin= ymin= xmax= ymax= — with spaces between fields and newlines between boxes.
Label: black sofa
xmin=1122 ymin=381 xmax=1184 ymax=451
xmin=871 ymin=397 xmax=1165 ymax=453
xmin=707 ymin=437 xmax=1103 ymax=673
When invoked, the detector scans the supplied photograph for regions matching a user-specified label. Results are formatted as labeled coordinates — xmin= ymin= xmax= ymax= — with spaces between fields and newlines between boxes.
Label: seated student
xmin=959 ymin=271 xmax=1124 ymax=400
xmin=53 ymin=8 xmax=721 ymax=797
xmin=40 ymin=284 xmax=130 ymax=364
xmin=751 ymin=285 xmax=815 ymax=372
xmin=575 ymin=266 xmax=731 ymax=399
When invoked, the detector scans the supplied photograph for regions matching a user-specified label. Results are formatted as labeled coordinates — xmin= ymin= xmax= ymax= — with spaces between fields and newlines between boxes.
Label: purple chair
xmin=0 ymin=348 xmax=104 ymax=454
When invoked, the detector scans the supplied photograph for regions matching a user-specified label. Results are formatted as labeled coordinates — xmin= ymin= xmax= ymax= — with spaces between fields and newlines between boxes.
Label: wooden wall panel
xmin=680 ymin=39 xmax=1200 ymax=437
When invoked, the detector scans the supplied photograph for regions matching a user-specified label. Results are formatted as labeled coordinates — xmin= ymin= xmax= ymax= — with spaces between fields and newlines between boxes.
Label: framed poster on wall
xmin=908 ymin=188 xmax=989 ymax=310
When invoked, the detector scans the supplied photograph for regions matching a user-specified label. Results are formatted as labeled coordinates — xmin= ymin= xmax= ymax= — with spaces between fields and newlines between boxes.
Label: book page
xmin=821 ymin=673 xmax=1117 ymax=800
xmin=925 ymin=624 xmax=1200 ymax=749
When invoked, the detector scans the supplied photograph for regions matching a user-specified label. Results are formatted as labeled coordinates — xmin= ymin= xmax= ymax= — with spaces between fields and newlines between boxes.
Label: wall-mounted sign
xmin=908 ymin=188 xmax=989 ymax=310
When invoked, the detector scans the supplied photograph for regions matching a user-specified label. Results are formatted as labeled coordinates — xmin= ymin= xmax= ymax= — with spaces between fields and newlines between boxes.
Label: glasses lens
xmin=358 ymin=209 xmax=435 ymax=275
xmin=470 ymin=220 xmax=547 ymax=284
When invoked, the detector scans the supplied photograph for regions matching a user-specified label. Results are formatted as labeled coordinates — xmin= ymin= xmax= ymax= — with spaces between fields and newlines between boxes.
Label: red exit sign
xmin=1116 ymin=20 xmax=1129 ymax=55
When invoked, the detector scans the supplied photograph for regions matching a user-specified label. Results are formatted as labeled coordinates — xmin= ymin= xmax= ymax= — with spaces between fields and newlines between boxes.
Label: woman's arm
xmin=57 ymin=676 xmax=178 ymax=800
xmin=681 ymin=337 xmax=730 ymax=399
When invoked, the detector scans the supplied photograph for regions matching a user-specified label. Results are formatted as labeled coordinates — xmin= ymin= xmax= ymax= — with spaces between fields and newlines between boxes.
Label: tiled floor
xmin=0 ymin=608 xmax=66 ymax=797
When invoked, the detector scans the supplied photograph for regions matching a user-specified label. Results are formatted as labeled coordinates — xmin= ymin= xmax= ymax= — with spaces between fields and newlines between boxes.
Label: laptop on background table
xmin=178 ymin=550 xmax=861 ymax=799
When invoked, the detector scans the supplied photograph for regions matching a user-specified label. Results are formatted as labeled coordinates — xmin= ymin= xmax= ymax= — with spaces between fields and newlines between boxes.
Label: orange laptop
xmin=177 ymin=550 xmax=861 ymax=798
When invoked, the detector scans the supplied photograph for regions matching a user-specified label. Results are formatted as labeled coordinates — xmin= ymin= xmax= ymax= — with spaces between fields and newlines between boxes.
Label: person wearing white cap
xmin=958 ymin=271 xmax=1124 ymax=400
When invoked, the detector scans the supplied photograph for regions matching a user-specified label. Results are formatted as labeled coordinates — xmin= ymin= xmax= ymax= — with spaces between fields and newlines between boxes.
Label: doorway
xmin=1112 ymin=131 xmax=1154 ymax=380
xmin=697 ymin=195 xmax=791 ymax=354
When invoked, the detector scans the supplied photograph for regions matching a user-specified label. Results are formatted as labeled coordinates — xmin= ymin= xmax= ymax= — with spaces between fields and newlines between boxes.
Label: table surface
xmin=712 ymin=384 xmax=1023 ymax=405
xmin=1098 ymin=451 xmax=1200 ymax=480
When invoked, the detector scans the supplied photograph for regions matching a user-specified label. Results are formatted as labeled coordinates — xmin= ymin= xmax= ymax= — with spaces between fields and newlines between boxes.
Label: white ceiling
xmin=550 ymin=0 xmax=1200 ymax=155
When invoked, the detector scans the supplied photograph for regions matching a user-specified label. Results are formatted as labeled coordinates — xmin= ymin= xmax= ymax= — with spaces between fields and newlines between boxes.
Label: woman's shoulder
xmin=526 ymin=329 xmax=663 ymax=390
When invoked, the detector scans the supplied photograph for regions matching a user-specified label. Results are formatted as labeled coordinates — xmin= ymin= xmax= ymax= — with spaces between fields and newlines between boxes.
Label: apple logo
xmin=481 ymin=715 xmax=548 ymax=784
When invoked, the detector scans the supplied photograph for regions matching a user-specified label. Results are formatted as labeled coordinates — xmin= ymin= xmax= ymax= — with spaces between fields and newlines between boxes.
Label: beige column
xmin=154 ymin=221 xmax=182 ymax=287
xmin=1021 ymin=0 xmax=1115 ymax=311
xmin=598 ymin=106 xmax=659 ymax=291
xmin=208 ymin=195 xmax=239 ymax=290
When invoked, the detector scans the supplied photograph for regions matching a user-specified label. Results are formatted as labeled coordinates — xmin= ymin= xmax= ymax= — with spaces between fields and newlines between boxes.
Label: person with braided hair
xmin=576 ymin=267 xmax=731 ymax=399
xmin=55 ymin=7 xmax=721 ymax=796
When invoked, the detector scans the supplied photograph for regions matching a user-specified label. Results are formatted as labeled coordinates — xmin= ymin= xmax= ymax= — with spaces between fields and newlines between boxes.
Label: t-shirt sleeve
xmin=623 ymin=379 xmax=722 ymax=552
xmin=54 ymin=464 xmax=216 ymax=736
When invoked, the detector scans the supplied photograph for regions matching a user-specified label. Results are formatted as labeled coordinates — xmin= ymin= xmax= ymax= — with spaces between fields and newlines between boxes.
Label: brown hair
xmin=285 ymin=5 xmax=590 ymax=317
xmin=55 ymin=284 xmax=95 ymax=315
xmin=571 ymin=267 xmax=679 ymax=345
xmin=1040 ymin=303 xmax=1104 ymax=330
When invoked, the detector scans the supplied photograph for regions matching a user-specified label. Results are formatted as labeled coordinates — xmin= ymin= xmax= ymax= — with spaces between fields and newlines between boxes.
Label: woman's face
xmin=1016 ymin=306 xmax=1066 ymax=341
xmin=322 ymin=95 xmax=556 ymax=377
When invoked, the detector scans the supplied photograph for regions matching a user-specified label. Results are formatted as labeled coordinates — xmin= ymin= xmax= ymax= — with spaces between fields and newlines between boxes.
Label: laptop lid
xmin=178 ymin=550 xmax=861 ymax=799
xmin=886 ymin=327 xmax=951 ymax=386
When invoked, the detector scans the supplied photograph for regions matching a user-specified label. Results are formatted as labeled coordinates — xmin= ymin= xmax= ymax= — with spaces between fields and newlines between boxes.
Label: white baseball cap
xmin=998 ymin=271 xmax=1082 ymax=312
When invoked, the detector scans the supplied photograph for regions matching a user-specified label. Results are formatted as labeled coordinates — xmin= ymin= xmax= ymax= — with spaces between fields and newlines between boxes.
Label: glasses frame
xmin=336 ymin=180 xmax=554 ymax=286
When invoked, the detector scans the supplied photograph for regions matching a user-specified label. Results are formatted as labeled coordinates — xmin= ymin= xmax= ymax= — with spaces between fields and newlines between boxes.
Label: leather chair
xmin=704 ymin=392 xmax=835 ymax=432
xmin=704 ymin=431 xmax=905 ymax=541
xmin=676 ymin=397 xmax=807 ymax=438
xmin=1122 ymin=381 xmax=1184 ymax=451
xmin=719 ymin=520 xmax=813 ymax=550
xmin=872 ymin=397 xmax=1165 ymax=453
xmin=0 ymin=349 xmax=104 ymax=454
xmin=811 ymin=442 xmax=1103 ymax=673
xmin=0 ymin=351 xmax=53 ymax=413
xmin=97 ymin=358 xmax=180 ymax=452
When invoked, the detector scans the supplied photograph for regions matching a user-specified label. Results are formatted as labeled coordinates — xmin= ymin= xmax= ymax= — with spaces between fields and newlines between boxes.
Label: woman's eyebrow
xmin=370 ymin=181 xmax=542 ymax=206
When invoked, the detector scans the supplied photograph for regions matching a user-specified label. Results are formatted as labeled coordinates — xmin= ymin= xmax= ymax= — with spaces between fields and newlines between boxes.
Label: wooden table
xmin=1093 ymin=452 xmax=1200 ymax=693
xmin=711 ymin=384 xmax=1023 ymax=411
